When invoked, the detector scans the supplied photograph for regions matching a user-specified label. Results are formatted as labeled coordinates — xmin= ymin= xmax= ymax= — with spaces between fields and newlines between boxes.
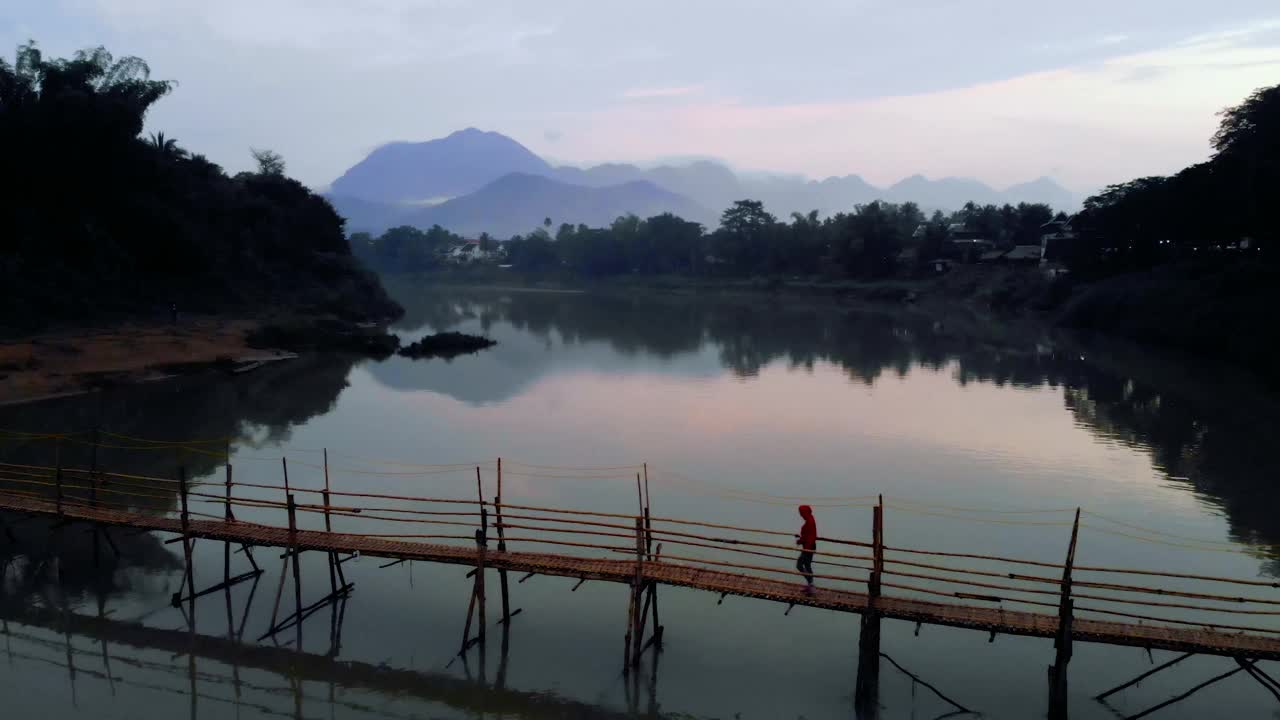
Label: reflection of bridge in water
xmin=0 ymin=597 xmax=658 ymax=719
xmin=2 ymin=438 xmax=1280 ymax=719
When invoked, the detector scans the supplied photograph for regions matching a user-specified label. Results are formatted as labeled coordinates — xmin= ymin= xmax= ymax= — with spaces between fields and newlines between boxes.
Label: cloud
xmin=619 ymin=85 xmax=704 ymax=100
xmin=540 ymin=20 xmax=1280 ymax=190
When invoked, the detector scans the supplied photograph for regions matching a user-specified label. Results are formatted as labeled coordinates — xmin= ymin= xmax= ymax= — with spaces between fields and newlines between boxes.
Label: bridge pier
xmin=855 ymin=500 xmax=884 ymax=717
xmin=1048 ymin=510 xmax=1081 ymax=720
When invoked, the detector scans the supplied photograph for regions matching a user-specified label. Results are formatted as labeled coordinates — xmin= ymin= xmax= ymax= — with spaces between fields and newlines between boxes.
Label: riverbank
xmin=0 ymin=312 xmax=410 ymax=406
xmin=0 ymin=318 xmax=277 ymax=406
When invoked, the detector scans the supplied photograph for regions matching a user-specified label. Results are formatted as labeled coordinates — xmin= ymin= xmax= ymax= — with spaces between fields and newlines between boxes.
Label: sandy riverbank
xmin=0 ymin=318 xmax=293 ymax=406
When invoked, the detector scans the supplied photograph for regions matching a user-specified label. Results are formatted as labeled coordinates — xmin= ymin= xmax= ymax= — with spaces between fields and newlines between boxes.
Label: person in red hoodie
xmin=796 ymin=505 xmax=817 ymax=594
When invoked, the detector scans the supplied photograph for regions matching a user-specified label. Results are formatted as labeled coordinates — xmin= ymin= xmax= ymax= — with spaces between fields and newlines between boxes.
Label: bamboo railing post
xmin=281 ymin=457 xmax=290 ymax=504
xmin=323 ymin=449 xmax=337 ymax=595
xmin=1048 ymin=508 xmax=1081 ymax=720
xmin=643 ymin=463 xmax=652 ymax=558
xmin=855 ymin=496 xmax=884 ymax=716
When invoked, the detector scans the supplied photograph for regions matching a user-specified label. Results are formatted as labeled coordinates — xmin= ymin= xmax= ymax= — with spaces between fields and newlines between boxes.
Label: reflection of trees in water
xmin=394 ymin=288 xmax=1280 ymax=554
xmin=0 ymin=354 xmax=357 ymax=479
xmin=0 ymin=353 xmax=360 ymax=606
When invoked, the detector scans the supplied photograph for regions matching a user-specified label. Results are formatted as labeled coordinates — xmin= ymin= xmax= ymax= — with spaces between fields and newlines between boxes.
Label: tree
xmin=715 ymin=200 xmax=777 ymax=272
xmin=148 ymin=131 xmax=185 ymax=159
xmin=251 ymin=147 xmax=286 ymax=176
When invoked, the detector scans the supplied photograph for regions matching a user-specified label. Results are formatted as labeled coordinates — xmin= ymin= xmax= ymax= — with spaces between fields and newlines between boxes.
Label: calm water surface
xmin=2 ymin=287 xmax=1279 ymax=719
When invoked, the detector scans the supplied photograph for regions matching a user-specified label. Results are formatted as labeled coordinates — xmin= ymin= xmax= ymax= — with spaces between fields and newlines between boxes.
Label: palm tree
xmin=148 ymin=131 xmax=186 ymax=160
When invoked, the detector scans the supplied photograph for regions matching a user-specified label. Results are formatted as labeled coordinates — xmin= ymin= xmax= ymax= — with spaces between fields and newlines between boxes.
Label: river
xmin=2 ymin=286 xmax=1278 ymax=719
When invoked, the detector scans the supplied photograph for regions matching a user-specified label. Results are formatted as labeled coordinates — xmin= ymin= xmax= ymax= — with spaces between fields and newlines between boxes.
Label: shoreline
xmin=0 ymin=317 xmax=294 ymax=407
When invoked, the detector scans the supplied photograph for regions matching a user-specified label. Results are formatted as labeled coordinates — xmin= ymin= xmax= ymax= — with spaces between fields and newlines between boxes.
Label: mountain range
xmin=326 ymin=128 xmax=1083 ymax=236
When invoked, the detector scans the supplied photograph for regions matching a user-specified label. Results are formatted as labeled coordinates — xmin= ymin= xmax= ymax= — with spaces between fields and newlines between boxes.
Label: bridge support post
xmin=855 ymin=497 xmax=884 ymax=717
xmin=178 ymin=466 xmax=197 ymax=628
xmin=1048 ymin=508 xmax=1081 ymax=720
xmin=494 ymin=458 xmax=516 ymax=626
xmin=322 ymin=449 xmax=341 ymax=595
xmin=458 ymin=473 xmax=488 ymax=656
xmin=622 ymin=516 xmax=646 ymax=672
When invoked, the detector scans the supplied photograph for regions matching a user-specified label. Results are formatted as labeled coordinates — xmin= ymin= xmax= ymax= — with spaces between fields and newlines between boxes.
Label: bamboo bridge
xmin=1 ymin=430 xmax=1279 ymax=718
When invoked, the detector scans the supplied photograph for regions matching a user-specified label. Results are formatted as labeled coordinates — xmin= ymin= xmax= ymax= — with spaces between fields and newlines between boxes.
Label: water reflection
xmin=0 ymin=354 xmax=362 ymax=608
xmin=0 ymin=589 xmax=654 ymax=719
xmin=386 ymin=286 xmax=1280 ymax=558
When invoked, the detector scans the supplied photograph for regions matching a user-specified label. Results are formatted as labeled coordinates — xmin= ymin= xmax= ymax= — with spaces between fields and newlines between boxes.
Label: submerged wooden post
xmin=1048 ymin=508 xmax=1082 ymax=720
xmin=855 ymin=496 xmax=884 ymax=715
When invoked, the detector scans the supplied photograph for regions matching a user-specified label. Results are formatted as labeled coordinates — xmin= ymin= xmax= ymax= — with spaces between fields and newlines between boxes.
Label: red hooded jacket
xmin=798 ymin=505 xmax=817 ymax=551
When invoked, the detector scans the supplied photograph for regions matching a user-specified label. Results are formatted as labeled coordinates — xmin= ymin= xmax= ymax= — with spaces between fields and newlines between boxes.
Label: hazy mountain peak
xmin=330 ymin=129 xmax=550 ymax=203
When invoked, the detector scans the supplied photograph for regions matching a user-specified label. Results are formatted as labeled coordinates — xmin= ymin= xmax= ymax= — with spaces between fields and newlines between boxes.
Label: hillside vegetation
xmin=0 ymin=42 xmax=400 ymax=332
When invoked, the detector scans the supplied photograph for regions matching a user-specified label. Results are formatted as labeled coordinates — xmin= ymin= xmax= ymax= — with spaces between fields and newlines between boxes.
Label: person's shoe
xmin=803 ymin=585 xmax=815 ymax=596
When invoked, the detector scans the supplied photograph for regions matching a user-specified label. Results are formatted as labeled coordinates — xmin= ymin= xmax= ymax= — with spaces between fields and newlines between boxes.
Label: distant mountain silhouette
xmin=400 ymin=173 xmax=709 ymax=238
xmin=325 ymin=129 xmax=1084 ymax=233
xmin=883 ymin=174 xmax=1002 ymax=207
xmin=330 ymin=128 xmax=551 ymax=203
xmin=999 ymin=176 xmax=1081 ymax=211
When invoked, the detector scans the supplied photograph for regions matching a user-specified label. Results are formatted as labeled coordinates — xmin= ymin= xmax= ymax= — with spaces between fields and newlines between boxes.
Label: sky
xmin=7 ymin=1 xmax=1280 ymax=193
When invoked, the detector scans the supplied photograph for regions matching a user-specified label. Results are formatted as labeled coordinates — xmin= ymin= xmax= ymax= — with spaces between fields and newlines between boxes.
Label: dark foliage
xmin=398 ymin=331 xmax=496 ymax=359
xmin=1073 ymin=83 xmax=1277 ymax=273
xmin=0 ymin=42 xmax=401 ymax=332
xmin=246 ymin=317 xmax=401 ymax=357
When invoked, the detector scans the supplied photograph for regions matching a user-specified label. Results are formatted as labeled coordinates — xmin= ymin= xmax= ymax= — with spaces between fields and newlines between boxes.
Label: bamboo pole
xmin=288 ymin=494 xmax=303 ymax=646
xmin=1095 ymin=653 xmax=1194 ymax=700
xmin=855 ymin=497 xmax=883 ymax=715
xmin=323 ymin=449 xmax=337 ymax=595
xmin=1048 ymin=508 xmax=1081 ymax=720
xmin=495 ymin=458 xmax=511 ymax=624
xmin=631 ymin=517 xmax=646 ymax=667
xmin=643 ymin=463 xmax=653 ymax=558
xmin=474 ymin=467 xmax=487 ymax=644
xmin=179 ymin=466 xmax=196 ymax=628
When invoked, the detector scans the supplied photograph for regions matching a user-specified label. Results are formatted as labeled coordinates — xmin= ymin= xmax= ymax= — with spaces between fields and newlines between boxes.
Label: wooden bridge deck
xmin=5 ymin=492 xmax=1280 ymax=661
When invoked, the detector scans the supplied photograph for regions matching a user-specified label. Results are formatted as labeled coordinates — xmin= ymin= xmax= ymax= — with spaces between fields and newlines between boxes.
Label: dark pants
xmin=797 ymin=550 xmax=814 ymax=586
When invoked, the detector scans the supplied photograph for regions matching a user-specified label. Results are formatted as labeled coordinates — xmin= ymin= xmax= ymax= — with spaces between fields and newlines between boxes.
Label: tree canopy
xmin=0 ymin=42 xmax=398 ymax=329
xmin=1075 ymin=82 xmax=1278 ymax=272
